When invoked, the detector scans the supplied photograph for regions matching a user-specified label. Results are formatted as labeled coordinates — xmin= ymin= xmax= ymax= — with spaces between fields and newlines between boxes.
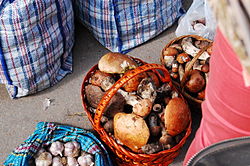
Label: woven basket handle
xmin=180 ymin=43 xmax=213 ymax=88
xmin=94 ymin=63 xmax=171 ymax=128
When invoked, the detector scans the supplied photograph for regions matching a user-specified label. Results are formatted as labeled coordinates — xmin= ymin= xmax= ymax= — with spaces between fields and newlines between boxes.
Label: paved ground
xmin=0 ymin=1 xmax=200 ymax=165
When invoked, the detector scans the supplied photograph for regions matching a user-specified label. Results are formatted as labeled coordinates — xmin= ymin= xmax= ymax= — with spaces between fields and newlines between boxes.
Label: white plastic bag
xmin=175 ymin=0 xmax=216 ymax=40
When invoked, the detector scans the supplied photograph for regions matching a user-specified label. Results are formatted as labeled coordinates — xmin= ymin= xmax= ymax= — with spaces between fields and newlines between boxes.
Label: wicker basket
xmin=160 ymin=35 xmax=213 ymax=108
xmin=81 ymin=58 xmax=192 ymax=166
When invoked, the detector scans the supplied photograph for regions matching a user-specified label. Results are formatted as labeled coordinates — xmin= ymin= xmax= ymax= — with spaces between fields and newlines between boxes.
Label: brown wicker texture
xmin=160 ymin=35 xmax=213 ymax=106
xmin=81 ymin=61 xmax=192 ymax=166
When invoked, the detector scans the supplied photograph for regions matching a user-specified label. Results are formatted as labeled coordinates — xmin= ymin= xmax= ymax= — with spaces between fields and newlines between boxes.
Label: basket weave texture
xmin=81 ymin=58 xmax=192 ymax=166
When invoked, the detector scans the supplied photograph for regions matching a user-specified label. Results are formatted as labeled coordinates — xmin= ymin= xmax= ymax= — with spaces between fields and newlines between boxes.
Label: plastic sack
xmin=175 ymin=0 xmax=216 ymax=40
xmin=0 ymin=0 xmax=74 ymax=98
xmin=4 ymin=122 xmax=114 ymax=166
xmin=74 ymin=0 xmax=184 ymax=52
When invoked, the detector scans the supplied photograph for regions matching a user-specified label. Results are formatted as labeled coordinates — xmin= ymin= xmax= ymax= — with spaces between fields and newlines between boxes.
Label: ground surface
xmin=0 ymin=1 xmax=201 ymax=165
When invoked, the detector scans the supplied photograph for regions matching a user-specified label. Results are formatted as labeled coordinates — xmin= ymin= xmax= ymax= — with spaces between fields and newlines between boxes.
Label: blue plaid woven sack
xmin=74 ymin=0 xmax=184 ymax=52
xmin=0 ymin=0 xmax=74 ymax=98
xmin=4 ymin=122 xmax=114 ymax=166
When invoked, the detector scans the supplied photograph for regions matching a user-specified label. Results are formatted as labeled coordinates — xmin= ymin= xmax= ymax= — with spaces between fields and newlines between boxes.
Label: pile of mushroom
xmin=85 ymin=52 xmax=190 ymax=154
xmin=31 ymin=141 xmax=94 ymax=166
xmin=162 ymin=37 xmax=212 ymax=100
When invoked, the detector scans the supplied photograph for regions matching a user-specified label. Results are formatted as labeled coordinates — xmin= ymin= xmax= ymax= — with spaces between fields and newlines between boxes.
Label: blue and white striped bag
xmin=74 ymin=0 xmax=184 ymax=52
xmin=4 ymin=122 xmax=114 ymax=166
xmin=0 ymin=0 xmax=74 ymax=98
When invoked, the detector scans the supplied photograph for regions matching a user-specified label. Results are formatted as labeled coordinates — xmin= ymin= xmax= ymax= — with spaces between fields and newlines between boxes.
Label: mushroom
xmin=163 ymin=47 xmax=178 ymax=57
xmin=201 ymin=63 xmax=209 ymax=73
xmin=170 ymin=72 xmax=179 ymax=79
xmin=193 ymin=60 xmax=202 ymax=71
xmin=98 ymin=52 xmax=138 ymax=74
xmin=146 ymin=71 xmax=160 ymax=88
xmin=132 ymin=98 xmax=152 ymax=118
xmin=163 ymin=47 xmax=178 ymax=68
xmin=171 ymin=91 xmax=179 ymax=99
xmin=85 ymin=85 xmax=125 ymax=117
xmin=159 ymin=123 xmax=175 ymax=149
xmin=181 ymin=37 xmax=210 ymax=60
xmin=123 ymin=72 xmax=147 ymax=92
xmin=101 ymin=76 xmax=116 ymax=91
xmin=185 ymin=70 xmax=205 ymax=93
xmin=157 ymin=83 xmax=172 ymax=95
xmin=90 ymin=70 xmax=112 ymax=87
xmin=176 ymin=53 xmax=191 ymax=64
xmin=118 ymin=89 xmax=142 ymax=106
xmin=169 ymin=44 xmax=182 ymax=51
xmin=194 ymin=40 xmax=210 ymax=49
xmin=178 ymin=64 xmax=185 ymax=81
xmin=148 ymin=113 xmax=161 ymax=137
xmin=171 ymin=60 xmax=179 ymax=73
xmin=152 ymin=104 xmax=162 ymax=113
xmin=141 ymin=143 xmax=162 ymax=154
xmin=197 ymin=89 xmax=205 ymax=100
xmin=137 ymin=78 xmax=157 ymax=103
xmin=85 ymin=85 xmax=105 ymax=108
xmin=114 ymin=113 xmax=150 ymax=152
xmin=164 ymin=98 xmax=190 ymax=136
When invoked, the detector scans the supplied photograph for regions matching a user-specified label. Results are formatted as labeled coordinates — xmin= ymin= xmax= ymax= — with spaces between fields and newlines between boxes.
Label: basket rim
xmin=160 ymin=34 xmax=213 ymax=104
xmin=81 ymin=58 xmax=192 ymax=164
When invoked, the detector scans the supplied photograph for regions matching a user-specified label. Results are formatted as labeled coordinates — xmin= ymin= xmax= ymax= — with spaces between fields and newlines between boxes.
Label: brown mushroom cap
xmin=98 ymin=52 xmax=138 ymax=74
xmin=114 ymin=113 xmax=150 ymax=152
xmin=164 ymin=98 xmax=190 ymax=136
xmin=132 ymin=98 xmax=152 ymax=118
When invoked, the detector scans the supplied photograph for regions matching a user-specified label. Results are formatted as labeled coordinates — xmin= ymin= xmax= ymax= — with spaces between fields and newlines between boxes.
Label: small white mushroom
xmin=35 ymin=152 xmax=53 ymax=166
xmin=181 ymin=37 xmax=210 ymax=60
xmin=137 ymin=78 xmax=157 ymax=103
xmin=118 ymin=89 xmax=142 ymax=106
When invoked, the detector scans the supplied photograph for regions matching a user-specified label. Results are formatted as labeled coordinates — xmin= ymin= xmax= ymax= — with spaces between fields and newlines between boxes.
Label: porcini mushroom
xmin=164 ymin=98 xmax=190 ymax=136
xmin=114 ymin=113 xmax=150 ymax=152
xmin=132 ymin=98 xmax=152 ymax=118
xmin=185 ymin=70 xmax=205 ymax=93
xmin=98 ymin=52 xmax=138 ymax=74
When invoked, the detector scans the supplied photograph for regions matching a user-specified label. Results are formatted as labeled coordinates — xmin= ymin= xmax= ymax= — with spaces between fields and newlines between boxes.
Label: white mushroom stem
xmin=178 ymin=64 xmax=185 ymax=81
xmin=181 ymin=37 xmax=210 ymax=60
xmin=118 ymin=89 xmax=142 ymax=106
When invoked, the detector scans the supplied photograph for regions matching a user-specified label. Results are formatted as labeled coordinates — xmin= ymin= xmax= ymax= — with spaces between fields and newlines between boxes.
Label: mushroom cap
xmin=114 ymin=113 xmax=150 ymax=152
xmin=98 ymin=52 xmax=137 ymax=74
xmin=164 ymin=98 xmax=190 ymax=136
xmin=132 ymin=98 xmax=152 ymax=118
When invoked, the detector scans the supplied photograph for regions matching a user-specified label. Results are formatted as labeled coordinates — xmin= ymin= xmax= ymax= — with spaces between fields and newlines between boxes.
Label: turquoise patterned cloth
xmin=4 ymin=122 xmax=114 ymax=166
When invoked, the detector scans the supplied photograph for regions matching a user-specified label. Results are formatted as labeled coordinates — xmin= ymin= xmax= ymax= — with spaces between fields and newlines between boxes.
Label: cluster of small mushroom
xmin=162 ymin=37 xmax=212 ymax=100
xmin=85 ymin=52 xmax=190 ymax=154
xmin=32 ymin=141 xmax=94 ymax=166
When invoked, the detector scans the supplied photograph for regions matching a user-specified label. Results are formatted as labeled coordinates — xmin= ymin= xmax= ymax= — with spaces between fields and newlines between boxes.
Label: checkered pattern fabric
xmin=4 ymin=122 xmax=114 ymax=166
xmin=0 ymin=0 xmax=74 ymax=98
xmin=74 ymin=0 xmax=184 ymax=52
